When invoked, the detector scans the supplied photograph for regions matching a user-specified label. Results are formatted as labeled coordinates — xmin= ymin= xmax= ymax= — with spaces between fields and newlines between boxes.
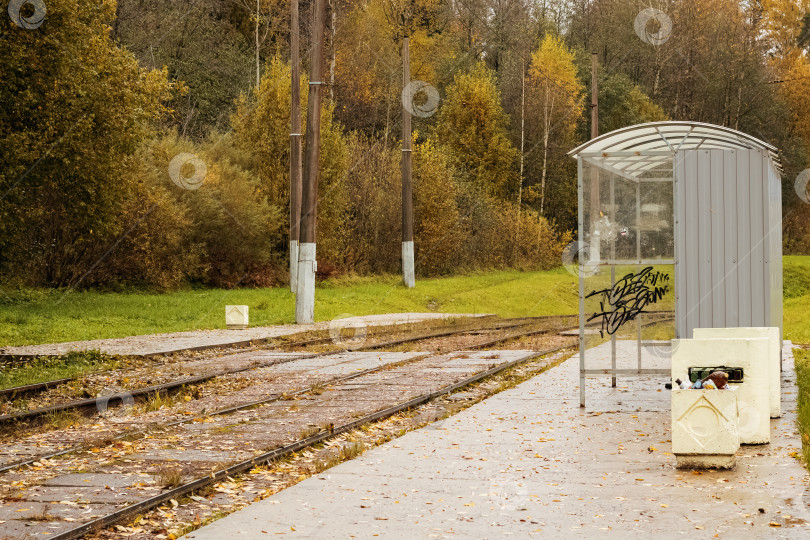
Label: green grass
xmin=795 ymin=349 xmax=810 ymax=468
xmin=1 ymin=255 xmax=808 ymax=348
xmin=0 ymin=268 xmax=580 ymax=347
xmin=784 ymin=255 xmax=810 ymax=345
xmin=0 ymin=350 xmax=117 ymax=390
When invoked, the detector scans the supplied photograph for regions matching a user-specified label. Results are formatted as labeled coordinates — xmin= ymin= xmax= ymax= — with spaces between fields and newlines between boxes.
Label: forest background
xmin=2 ymin=0 xmax=810 ymax=291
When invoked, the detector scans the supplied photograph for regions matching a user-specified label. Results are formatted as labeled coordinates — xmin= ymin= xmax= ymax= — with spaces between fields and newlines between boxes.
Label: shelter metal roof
xmin=568 ymin=121 xmax=781 ymax=180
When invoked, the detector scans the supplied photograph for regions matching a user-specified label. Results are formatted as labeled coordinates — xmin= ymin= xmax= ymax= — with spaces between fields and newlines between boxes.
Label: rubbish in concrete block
xmin=690 ymin=371 xmax=730 ymax=390
xmin=666 ymin=378 xmax=691 ymax=390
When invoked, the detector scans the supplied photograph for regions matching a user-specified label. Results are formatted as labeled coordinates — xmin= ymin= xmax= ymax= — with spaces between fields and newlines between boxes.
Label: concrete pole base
xmin=295 ymin=242 xmax=316 ymax=324
xmin=289 ymin=240 xmax=299 ymax=293
xmin=402 ymin=241 xmax=415 ymax=289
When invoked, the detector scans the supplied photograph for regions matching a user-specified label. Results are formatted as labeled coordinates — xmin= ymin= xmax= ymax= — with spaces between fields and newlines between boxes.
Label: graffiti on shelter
xmin=586 ymin=267 xmax=670 ymax=337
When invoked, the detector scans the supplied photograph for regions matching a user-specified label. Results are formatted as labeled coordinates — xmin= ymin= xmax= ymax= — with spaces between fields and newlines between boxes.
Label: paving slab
xmin=42 ymin=473 xmax=147 ymax=489
xmin=126 ymin=449 xmax=241 ymax=463
xmin=0 ymin=519 xmax=77 ymax=538
xmin=0 ymin=312 xmax=490 ymax=358
xmin=0 ymin=500 xmax=120 ymax=520
xmin=20 ymin=484 xmax=158 ymax=504
xmin=185 ymin=341 xmax=810 ymax=539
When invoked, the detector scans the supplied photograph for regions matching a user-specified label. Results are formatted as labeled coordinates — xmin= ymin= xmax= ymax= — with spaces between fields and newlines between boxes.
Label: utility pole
xmin=289 ymin=0 xmax=302 ymax=292
xmin=401 ymin=35 xmax=415 ymax=289
xmin=296 ymin=0 xmax=327 ymax=324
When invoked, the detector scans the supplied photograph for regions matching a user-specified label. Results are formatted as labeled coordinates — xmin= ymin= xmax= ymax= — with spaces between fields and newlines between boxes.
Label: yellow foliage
xmin=761 ymin=0 xmax=810 ymax=54
xmin=528 ymin=34 xmax=583 ymax=142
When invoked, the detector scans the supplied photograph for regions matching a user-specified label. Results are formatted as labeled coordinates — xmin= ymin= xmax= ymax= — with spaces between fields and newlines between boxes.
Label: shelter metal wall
xmin=674 ymin=149 xmax=783 ymax=338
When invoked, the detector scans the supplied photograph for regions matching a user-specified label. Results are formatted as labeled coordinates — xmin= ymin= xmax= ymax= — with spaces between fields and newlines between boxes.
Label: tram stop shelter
xmin=568 ymin=121 xmax=783 ymax=407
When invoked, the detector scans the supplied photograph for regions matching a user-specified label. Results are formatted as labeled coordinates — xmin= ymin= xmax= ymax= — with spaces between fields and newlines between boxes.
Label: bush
xmin=94 ymin=133 xmax=285 ymax=289
xmin=795 ymin=350 xmax=810 ymax=467
xmin=413 ymin=139 xmax=464 ymax=275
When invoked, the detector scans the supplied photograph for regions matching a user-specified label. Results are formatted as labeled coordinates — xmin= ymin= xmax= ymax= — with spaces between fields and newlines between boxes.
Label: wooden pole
xmin=295 ymin=0 xmax=327 ymax=324
xmin=289 ymin=0 xmax=302 ymax=292
xmin=401 ymin=35 xmax=415 ymax=288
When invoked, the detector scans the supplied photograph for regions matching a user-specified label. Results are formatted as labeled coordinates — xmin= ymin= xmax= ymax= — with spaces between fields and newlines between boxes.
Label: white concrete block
xmin=671 ymin=389 xmax=739 ymax=469
xmin=226 ymin=305 xmax=249 ymax=330
xmin=672 ymin=337 xmax=770 ymax=444
xmin=693 ymin=327 xmax=781 ymax=418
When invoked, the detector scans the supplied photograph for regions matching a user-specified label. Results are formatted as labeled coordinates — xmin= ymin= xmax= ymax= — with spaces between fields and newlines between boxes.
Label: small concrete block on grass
xmin=225 ymin=305 xmax=249 ymax=330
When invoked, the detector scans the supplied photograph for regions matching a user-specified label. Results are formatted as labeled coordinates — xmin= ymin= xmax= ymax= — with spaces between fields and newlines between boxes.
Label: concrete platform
xmin=0 ymin=313 xmax=489 ymax=358
xmin=184 ymin=342 xmax=810 ymax=538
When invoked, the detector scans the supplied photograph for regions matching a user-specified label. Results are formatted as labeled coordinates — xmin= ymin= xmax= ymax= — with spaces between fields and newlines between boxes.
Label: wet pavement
xmin=185 ymin=341 xmax=810 ymax=539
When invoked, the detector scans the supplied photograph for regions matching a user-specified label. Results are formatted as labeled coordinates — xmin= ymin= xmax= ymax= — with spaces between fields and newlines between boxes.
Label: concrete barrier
xmin=671 ymin=389 xmax=739 ymax=469
xmin=672 ymin=337 xmax=770 ymax=444
xmin=226 ymin=305 xmax=249 ymax=330
xmin=692 ymin=327 xmax=781 ymax=418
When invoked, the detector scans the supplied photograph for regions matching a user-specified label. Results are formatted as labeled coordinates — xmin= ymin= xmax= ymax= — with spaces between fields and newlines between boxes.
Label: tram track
xmin=50 ymin=345 xmax=573 ymax=540
xmin=0 ymin=315 xmax=610 ymax=474
xmin=0 ymin=316 xmax=567 ymax=424
xmin=0 ymin=315 xmax=568 ymax=403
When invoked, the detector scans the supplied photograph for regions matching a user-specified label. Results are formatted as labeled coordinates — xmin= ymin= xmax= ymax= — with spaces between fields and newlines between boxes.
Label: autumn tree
xmin=761 ymin=1 xmax=810 ymax=147
xmin=230 ymin=57 xmax=348 ymax=265
xmin=528 ymin=34 xmax=583 ymax=215
xmin=436 ymin=63 xmax=519 ymax=199
xmin=0 ymin=0 xmax=175 ymax=286
xmin=115 ymin=0 xmax=256 ymax=139
xmin=596 ymin=72 xmax=668 ymax=134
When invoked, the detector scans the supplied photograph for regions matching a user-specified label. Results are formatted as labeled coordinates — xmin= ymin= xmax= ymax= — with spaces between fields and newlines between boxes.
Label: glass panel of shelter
xmin=578 ymin=157 xmax=676 ymax=406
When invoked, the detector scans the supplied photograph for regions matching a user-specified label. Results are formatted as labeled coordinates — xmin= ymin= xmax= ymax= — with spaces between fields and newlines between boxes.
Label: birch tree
xmin=528 ymin=34 xmax=582 ymax=215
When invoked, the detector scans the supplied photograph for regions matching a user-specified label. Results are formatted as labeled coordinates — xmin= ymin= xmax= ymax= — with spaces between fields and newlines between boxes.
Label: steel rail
xmin=0 ymin=314 xmax=572 ymax=363
xmin=0 ymin=312 xmax=673 ymax=364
